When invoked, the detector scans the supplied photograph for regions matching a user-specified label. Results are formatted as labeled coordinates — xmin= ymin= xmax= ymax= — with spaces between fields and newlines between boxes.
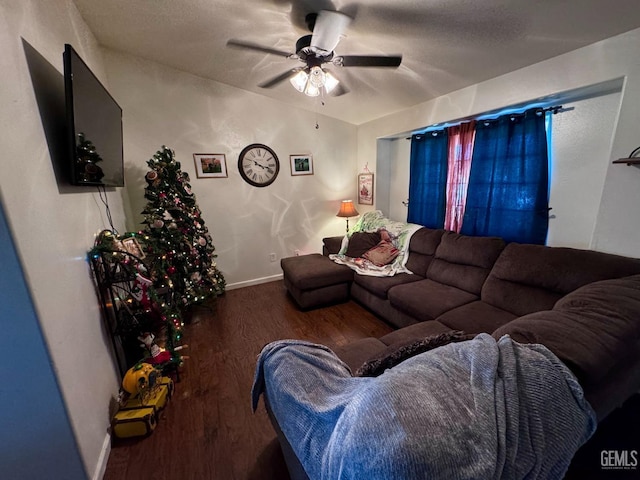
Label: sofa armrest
xmin=322 ymin=236 xmax=344 ymax=256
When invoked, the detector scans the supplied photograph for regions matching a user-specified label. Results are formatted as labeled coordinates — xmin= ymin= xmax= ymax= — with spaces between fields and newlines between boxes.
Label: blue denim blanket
xmin=252 ymin=334 xmax=596 ymax=480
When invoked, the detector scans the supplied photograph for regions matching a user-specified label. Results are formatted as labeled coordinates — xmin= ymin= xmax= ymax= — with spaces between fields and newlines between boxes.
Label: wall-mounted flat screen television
xmin=64 ymin=44 xmax=124 ymax=187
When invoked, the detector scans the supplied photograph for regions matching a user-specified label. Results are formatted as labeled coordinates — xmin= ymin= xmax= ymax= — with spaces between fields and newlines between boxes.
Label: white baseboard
xmin=92 ymin=433 xmax=111 ymax=480
xmin=226 ymin=273 xmax=283 ymax=291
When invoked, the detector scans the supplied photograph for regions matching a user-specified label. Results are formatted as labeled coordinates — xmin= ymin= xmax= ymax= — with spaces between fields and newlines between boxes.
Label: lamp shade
xmin=336 ymin=200 xmax=359 ymax=218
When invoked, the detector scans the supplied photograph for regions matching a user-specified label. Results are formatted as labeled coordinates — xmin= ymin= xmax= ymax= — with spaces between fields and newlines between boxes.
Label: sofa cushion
xmin=482 ymin=243 xmax=640 ymax=317
xmin=333 ymin=337 xmax=388 ymax=373
xmin=436 ymin=301 xmax=517 ymax=334
xmin=379 ymin=320 xmax=453 ymax=345
xmin=355 ymin=330 xmax=475 ymax=377
xmin=493 ymin=274 xmax=640 ymax=388
xmin=426 ymin=232 xmax=505 ymax=295
xmin=353 ymin=272 xmax=422 ymax=300
xmin=281 ymin=254 xmax=353 ymax=290
xmin=388 ymin=279 xmax=478 ymax=322
xmin=322 ymin=236 xmax=344 ymax=256
xmin=345 ymin=232 xmax=381 ymax=258
xmin=363 ymin=240 xmax=400 ymax=266
xmin=404 ymin=228 xmax=445 ymax=276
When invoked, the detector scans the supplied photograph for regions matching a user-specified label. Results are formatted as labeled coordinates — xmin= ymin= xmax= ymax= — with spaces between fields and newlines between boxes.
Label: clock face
xmin=238 ymin=143 xmax=280 ymax=187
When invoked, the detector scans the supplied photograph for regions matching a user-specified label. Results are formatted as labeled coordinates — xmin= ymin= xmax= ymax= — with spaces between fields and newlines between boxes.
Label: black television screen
xmin=64 ymin=44 xmax=124 ymax=187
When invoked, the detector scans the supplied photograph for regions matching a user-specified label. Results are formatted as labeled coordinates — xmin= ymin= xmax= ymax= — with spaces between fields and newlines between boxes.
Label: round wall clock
xmin=238 ymin=143 xmax=280 ymax=187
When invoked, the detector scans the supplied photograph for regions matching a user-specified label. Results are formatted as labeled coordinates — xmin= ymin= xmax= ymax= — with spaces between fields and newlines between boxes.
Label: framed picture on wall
xmin=358 ymin=173 xmax=374 ymax=205
xmin=290 ymin=154 xmax=313 ymax=176
xmin=193 ymin=153 xmax=228 ymax=178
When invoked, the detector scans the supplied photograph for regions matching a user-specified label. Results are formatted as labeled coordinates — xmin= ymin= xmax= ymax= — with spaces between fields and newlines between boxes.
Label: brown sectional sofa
xmin=285 ymin=227 xmax=640 ymax=421
xmin=275 ymin=226 xmax=640 ymax=478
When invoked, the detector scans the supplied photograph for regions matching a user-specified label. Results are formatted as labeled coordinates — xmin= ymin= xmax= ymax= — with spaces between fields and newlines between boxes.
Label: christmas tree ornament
xmin=137 ymin=332 xmax=184 ymax=366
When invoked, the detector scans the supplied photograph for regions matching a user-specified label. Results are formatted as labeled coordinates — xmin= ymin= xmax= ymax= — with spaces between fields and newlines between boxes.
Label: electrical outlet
xmin=269 ymin=253 xmax=277 ymax=262
xmin=294 ymin=249 xmax=300 ymax=256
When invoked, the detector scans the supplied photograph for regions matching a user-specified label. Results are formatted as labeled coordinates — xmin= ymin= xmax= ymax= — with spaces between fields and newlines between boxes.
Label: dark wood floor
xmin=103 ymin=280 xmax=393 ymax=480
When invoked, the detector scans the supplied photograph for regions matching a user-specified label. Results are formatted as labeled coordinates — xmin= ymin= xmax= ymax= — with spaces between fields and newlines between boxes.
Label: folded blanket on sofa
xmin=252 ymin=335 xmax=596 ymax=480
xmin=330 ymin=210 xmax=422 ymax=277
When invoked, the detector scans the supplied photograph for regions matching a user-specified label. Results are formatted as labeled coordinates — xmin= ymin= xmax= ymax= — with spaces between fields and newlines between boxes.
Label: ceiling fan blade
xmin=311 ymin=10 xmax=352 ymax=54
xmin=226 ymin=39 xmax=294 ymax=58
xmin=337 ymin=55 xmax=402 ymax=67
xmin=258 ymin=69 xmax=300 ymax=89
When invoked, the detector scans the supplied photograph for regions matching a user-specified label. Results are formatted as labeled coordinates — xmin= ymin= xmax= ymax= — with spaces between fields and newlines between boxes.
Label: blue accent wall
xmin=0 ymin=199 xmax=87 ymax=479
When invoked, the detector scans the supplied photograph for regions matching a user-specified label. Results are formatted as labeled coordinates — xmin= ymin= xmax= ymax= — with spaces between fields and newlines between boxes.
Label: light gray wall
xmin=103 ymin=50 xmax=358 ymax=288
xmin=0 ymin=199 xmax=86 ymax=479
xmin=1 ymin=1 xmax=126 ymax=478
xmin=547 ymin=92 xmax=621 ymax=248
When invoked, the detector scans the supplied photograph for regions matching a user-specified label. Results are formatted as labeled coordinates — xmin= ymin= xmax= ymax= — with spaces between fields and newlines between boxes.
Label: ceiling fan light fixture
xmin=290 ymin=66 xmax=339 ymax=97
xmin=304 ymin=81 xmax=321 ymax=97
xmin=308 ymin=66 xmax=325 ymax=87
xmin=289 ymin=70 xmax=308 ymax=92
xmin=323 ymin=71 xmax=339 ymax=94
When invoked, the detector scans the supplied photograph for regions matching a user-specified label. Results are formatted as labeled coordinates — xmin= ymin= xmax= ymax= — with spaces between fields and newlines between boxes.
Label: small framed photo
xmin=120 ymin=237 xmax=145 ymax=259
xmin=193 ymin=153 xmax=228 ymax=178
xmin=290 ymin=154 xmax=313 ymax=176
xmin=358 ymin=173 xmax=374 ymax=205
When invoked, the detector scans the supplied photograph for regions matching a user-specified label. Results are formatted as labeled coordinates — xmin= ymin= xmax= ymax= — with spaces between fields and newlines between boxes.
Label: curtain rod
xmin=405 ymin=104 xmax=570 ymax=140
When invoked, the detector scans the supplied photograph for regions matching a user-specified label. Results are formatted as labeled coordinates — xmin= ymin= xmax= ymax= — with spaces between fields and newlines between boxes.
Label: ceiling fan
xmin=227 ymin=10 xmax=402 ymax=97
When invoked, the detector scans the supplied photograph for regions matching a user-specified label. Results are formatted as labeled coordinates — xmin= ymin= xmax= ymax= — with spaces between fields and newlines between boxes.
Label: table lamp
xmin=336 ymin=200 xmax=359 ymax=233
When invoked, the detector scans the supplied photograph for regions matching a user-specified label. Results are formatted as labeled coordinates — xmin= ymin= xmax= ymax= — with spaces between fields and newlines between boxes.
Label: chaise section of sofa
xmin=281 ymin=254 xmax=353 ymax=310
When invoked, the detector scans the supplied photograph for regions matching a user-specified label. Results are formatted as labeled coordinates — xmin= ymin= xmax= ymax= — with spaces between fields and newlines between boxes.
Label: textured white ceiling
xmin=73 ymin=0 xmax=640 ymax=125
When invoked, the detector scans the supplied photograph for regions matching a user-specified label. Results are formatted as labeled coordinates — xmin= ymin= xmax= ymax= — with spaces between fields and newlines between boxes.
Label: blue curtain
xmin=460 ymin=109 xmax=549 ymax=244
xmin=407 ymin=130 xmax=448 ymax=228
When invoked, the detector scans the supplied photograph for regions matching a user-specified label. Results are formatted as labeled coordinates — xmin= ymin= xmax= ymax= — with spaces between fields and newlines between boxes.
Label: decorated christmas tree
xmin=141 ymin=146 xmax=226 ymax=309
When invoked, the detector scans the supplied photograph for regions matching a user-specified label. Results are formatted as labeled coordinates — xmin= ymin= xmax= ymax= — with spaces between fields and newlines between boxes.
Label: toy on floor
xmin=112 ymin=362 xmax=174 ymax=439
xmin=138 ymin=332 xmax=188 ymax=366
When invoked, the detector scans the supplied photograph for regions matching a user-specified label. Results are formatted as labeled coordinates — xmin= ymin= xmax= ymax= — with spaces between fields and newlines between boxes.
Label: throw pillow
xmin=362 ymin=240 xmax=400 ymax=266
xmin=356 ymin=331 xmax=475 ymax=377
xmin=345 ymin=232 xmax=382 ymax=258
